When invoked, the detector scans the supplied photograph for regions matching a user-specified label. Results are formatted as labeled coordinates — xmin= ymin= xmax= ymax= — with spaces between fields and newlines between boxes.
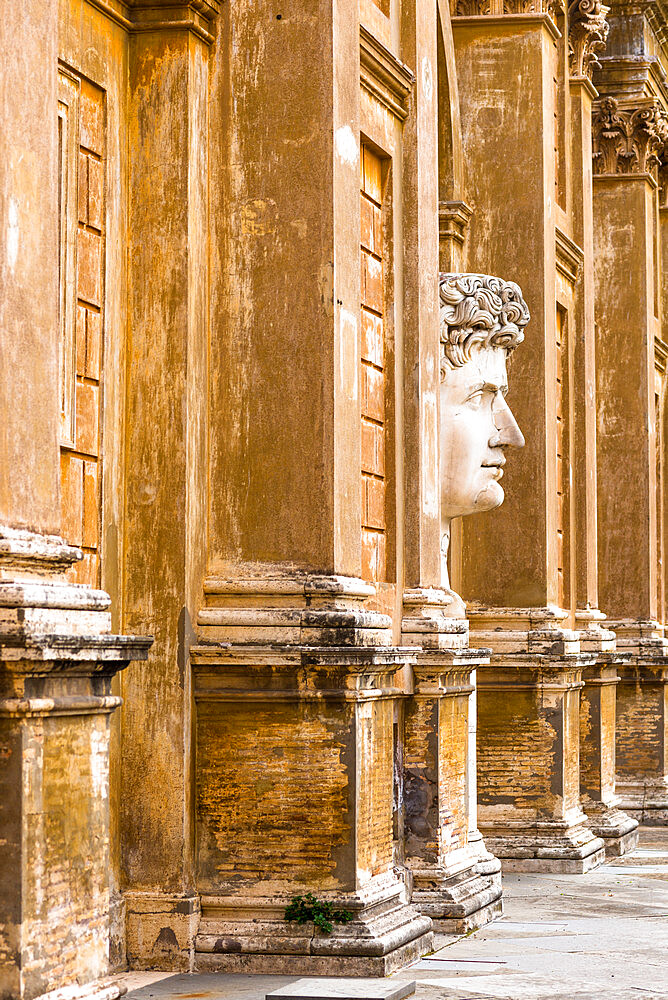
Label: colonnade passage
xmin=2 ymin=1 xmax=668 ymax=998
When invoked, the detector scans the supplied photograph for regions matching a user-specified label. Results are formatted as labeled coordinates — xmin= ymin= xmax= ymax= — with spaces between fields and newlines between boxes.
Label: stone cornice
xmin=568 ymin=0 xmax=610 ymax=80
xmin=438 ymin=200 xmax=474 ymax=248
xmin=359 ymin=25 xmax=415 ymax=121
xmin=646 ymin=0 xmax=668 ymax=45
xmin=450 ymin=12 xmax=563 ymax=40
xmin=592 ymin=96 xmax=668 ymax=176
xmin=570 ymin=73 xmax=600 ymax=99
xmin=84 ymin=0 xmax=220 ymax=44
xmin=0 ymin=526 xmax=81 ymax=578
xmin=655 ymin=334 xmax=668 ymax=372
xmin=451 ymin=0 xmax=564 ymax=17
xmin=556 ymin=227 xmax=584 ymax=282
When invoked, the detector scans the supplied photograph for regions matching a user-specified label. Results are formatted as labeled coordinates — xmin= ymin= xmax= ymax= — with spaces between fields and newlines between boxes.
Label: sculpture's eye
xmin=466 ymin=390 xmax=484 ymax=409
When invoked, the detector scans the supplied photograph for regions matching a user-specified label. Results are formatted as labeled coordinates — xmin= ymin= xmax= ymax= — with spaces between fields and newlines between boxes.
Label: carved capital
xmin=568 ymin=0 xmax=610 ymax=79
xmin=452 ymin=0 xmax=564 ymax=17
xmin=592 ymin=97 xmax=668 ymax=177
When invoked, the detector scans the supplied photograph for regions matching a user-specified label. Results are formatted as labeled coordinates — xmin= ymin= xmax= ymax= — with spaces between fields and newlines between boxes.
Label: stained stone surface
xmin=117 ymin=828 xmax=668 ymax=1000
xmin=265 ymin=979 xmax=415 ymax=999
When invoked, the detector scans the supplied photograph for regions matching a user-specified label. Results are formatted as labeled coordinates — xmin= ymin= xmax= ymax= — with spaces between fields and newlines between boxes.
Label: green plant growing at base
xmin=284 ymin=893 xmax=353 ymax=934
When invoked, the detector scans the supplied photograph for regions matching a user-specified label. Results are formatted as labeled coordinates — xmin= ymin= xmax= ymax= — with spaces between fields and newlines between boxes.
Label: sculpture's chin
xmin=474 ymin=481 xmax=505 ymax=511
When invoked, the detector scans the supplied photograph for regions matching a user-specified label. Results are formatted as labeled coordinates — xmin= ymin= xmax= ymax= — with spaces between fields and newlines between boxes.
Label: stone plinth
xmin=187 ymin=576 xmax=433 ymax=976
xmin=401 ymin=590 xmax=501 ymax=932
xmin=608 ymin=621 xmax=668 ymax=825
xmin=575 ymin=616 xmax=638 ymax=855
xmin=576 ymin=613 xmax=638 ymax=856
xmin=0 ymin=528 xmax=151 ymax=1000
xmin=470 ymin=608 xmax=605 ymax=873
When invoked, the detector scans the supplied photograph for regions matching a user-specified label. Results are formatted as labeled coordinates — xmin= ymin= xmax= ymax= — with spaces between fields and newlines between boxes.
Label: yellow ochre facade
xmin=2 ymin=0 xmax=668 ymax=996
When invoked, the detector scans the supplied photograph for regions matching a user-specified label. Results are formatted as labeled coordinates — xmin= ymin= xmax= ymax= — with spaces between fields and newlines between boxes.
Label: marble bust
xmin=438 ymin=272 xmax=529 ymax=590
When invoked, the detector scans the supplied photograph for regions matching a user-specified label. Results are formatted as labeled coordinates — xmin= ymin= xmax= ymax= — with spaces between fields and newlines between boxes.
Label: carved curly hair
xmin=439 ymin=272 xmax=530 ymax=371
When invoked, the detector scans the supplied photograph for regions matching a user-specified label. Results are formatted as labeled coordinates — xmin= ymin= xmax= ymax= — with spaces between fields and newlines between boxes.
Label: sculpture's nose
xmin=491 ymin=396 xmax=525 ymax=449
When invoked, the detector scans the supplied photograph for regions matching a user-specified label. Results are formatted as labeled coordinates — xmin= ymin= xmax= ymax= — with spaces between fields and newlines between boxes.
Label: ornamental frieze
xmin=592 ymin=97 xmax=668 ymax=177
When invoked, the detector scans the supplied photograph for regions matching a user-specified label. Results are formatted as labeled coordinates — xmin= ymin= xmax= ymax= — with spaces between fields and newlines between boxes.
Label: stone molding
xmin=438 ymin=201 xmax=474 ymax=259
xmin=645 ymin=0 xmax=668 ymax=46
xmin=198 ymin=574 xmax=394 ymax=647
xmin=574 ymin=607 xmax=618 ymax=652
xmin=360 ymin=25 xmax=415 ymax=121
xmin=556 ymin=226 xmax=584 ymax=284
xmin=592 ymin=96 xmax=668 ymax=177
xmin=191 ymin=642 xmax=415 ymax=704
xmin=33 ymin=980 xmax=127 ymax=1000
xmin=568 ymin=0 xmax=610 ymax=80
xmin=603 ymin=617 xmax=668 ymax=655
xmin=83 ymin=0 xmax=220 ymax=44
xmin=451 ymin=0 xmax=564 ymax=17
xmin=402 ymin=586 xmax=470 ymax=647
xmin=195 ymin=874 xmax=433 ymax=975
xmin=656 ymin=333 xmax=668 ymax=373
xmin=0 ymin=525 xmax=81 ymax=580
xmin=466 ymin=605 xmax=584 ymax=654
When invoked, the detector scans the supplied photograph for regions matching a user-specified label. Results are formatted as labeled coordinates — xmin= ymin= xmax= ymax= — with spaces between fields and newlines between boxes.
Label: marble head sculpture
xmin=439 ymin=272 xmax=529 ymax=588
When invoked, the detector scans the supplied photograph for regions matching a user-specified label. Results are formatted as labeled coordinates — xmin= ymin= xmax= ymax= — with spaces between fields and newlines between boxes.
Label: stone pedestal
xmin=189 ymin=576 xmax=432 ymax=975
xmin=576 ymin=613 xmax=638 ymax=855
xmin=401 ymin=590 xmax=501 ymax=932
xmin=471 ymin=608 xmax=605 ymax=873
xmin=0 ymin=528 xmax=151 ymax=1000
xmin=608 ymin=621 xmax=668 ymax=825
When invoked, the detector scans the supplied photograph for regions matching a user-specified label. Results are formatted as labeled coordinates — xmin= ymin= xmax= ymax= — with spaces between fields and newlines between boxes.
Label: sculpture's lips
xmin=482 ymin=459 xmax=505 ymax=479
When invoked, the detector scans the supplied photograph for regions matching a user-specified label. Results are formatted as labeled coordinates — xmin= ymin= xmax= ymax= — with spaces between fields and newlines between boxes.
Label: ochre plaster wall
xmin=453 ymin=17 xmax=555 ymax=608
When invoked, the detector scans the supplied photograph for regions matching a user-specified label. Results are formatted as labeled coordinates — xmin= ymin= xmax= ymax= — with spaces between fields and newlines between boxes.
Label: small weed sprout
xmin=284 ymin=893 xmax=353 ymax=934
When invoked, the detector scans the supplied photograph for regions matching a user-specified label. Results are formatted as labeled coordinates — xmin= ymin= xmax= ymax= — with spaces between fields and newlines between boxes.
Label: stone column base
xmin=192 ymin=575 xmax=432 ymax=976
xmin=582 ymin=800 xmax=639 ymax=856
xmin=194 ymin=873 xmax=433 ymax=976
xmin=401 ymin=591 xmax=501 ymax=934
xmin=470 ymin=607 xmax=607 ymax=875
xmin=34 ymin=980 xmax=127 ymax=1000
xmin=616 ymin=776 xmax=668 ymax=825
xmin=411 ymin=843 xmax=502 ymax=932
xmin=124 ymin=892 xmax=200 ymax=971
xmin=0 ymin=527 xmax=151 ymax=1000
xmin=481 ymin=817 xmax=605 ymax=873
xmin=612 ymin=633 xmax=668 ymax=825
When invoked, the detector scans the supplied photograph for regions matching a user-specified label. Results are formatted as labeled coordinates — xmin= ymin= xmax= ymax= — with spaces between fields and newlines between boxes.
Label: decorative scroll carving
xmin=592 ymin=97 xmax=668 ymax=177
xmin=568 ymin=0 xmax=610 ymax=79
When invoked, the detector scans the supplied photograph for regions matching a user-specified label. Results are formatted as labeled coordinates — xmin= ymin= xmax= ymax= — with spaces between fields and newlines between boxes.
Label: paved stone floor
xmin=116 ymin=827 xmax=668 ymax=999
